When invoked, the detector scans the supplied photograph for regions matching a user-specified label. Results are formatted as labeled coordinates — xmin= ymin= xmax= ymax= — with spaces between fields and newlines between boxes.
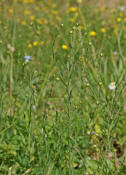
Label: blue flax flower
xmin=24 ymin=56 xmax=32 ymax=62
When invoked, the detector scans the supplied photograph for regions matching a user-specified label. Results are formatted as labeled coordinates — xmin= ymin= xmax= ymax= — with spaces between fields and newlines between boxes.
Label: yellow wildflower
xmin=90 ymin=31 xmax=96 ymax=37
xmin=43 ymin=19 xmax=48 ymax=25
xmin=119 ymin=12 xmax=123 ymax=17
xmin=100 ymin=28 xmax=106 ymax=33
xmin=52 ymin=4 xmax=56 ymax=8
xmin=8 ymin=8 xmax=14 ymax=14
xmin=33 ymin=41 xmax=38 ymax=46
xmin=24 ymin=10 xmax=31 ymax=15
xmin=124 ymin=17 xmax=126 ymax=22
xmin=52 ymin=10 xmax=58 ymax=15
xmin=56 ymin=77 xmax=60 ymax=81
xmin=21 ymin=21 xmax=27 ymax=25
xmin=22 ymin=0 xmax=34 ymax=3
xmin=30 ymin=16 xmax=35 ymax=21
xmin=124 ymin=27 xmax=126 ymax=32
xmin=34 ymin=6 xmax=39 ymax=11
xmin=100 ymin=7 xmax=105 ymax=12
xmin=56 ymin=16 xmax=61 ymax=21
xmin=69 ymin=7 xmax=77 ymax=12
xmin=77 ymin=0 xmax=82 ymax=3
xmin=17 ymin=18 xmax=21 ymax=23
xmin=28 ymin=43 xmax=32 ymax=48
xmin=36 ymin=18 xmax=43 ymax=24
xmin=62 ymin=45 xmax=68 ymax=50
xmin=117 ymin=17 xmax=122 ymax=22
xmin=87 ymin=131 xmax=90 ymax=135
xmin=40 ymin=41 xmax=44 ymax=45
xmin=69 ymin=18 xmax=75 ymax=23
xmin=36 ymin=30 xmax=40 ymax=35
xmin=41 ymin=7 xmax=46 ymax=12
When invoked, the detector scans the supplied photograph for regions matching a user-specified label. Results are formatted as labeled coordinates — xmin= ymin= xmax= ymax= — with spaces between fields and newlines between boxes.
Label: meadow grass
xmin=0 ymin=0 xmax=126 ymax=174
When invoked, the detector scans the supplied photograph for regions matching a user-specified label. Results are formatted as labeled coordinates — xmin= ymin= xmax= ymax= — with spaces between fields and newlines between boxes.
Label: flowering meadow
xmin=0 ymin=0 xmax=126 ymax=174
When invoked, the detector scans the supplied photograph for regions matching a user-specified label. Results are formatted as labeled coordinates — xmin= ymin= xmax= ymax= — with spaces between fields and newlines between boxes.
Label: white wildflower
xmin=118 ymin=6 xmax=125 ymax=12
xmin=108 ymin=82 xmax=116 ymax=90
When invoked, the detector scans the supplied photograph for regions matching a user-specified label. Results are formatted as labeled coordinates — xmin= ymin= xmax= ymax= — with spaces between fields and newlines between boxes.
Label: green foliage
xmin=0 ymin=0 xmax=126 ymax=174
